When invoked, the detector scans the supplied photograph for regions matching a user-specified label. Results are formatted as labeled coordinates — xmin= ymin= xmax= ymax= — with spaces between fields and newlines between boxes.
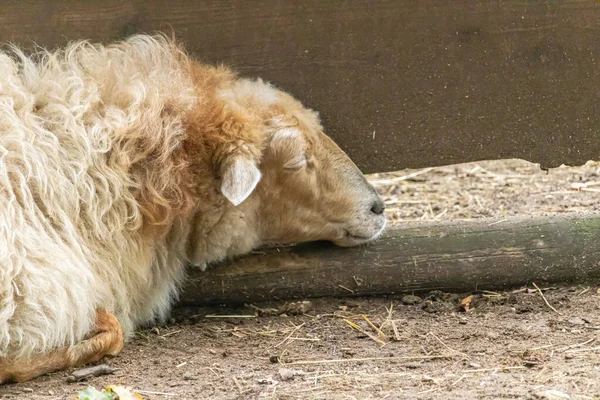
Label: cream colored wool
xmin=0 ymin=35 xmax=196 ymax=358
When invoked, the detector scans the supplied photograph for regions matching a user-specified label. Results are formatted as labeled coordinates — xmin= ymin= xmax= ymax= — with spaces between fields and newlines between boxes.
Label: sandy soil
xmin=2 ymin=160 xmax=600 ymax=400
xmin=370 ymin=159 xmax=600 ymax=222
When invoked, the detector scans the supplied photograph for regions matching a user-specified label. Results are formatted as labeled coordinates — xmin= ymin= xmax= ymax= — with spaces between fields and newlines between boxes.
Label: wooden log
xmin=179 ymin=214 xmax=600 ymax=305
xmin=0 ymin=1 xmax=599 ymax=172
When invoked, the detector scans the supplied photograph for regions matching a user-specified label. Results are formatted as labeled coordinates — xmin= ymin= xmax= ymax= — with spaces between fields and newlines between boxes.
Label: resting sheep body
xmin=0 ymin=35 xmax=386 ymax=382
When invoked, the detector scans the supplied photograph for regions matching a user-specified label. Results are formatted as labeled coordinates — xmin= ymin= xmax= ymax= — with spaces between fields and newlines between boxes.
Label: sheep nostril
xmin=370 ymin=200 xmax=385 ymax=215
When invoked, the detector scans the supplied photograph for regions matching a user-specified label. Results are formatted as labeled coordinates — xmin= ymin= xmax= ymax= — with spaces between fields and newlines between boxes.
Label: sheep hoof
xmin=191 ymin=262 xmax=207 ymax=272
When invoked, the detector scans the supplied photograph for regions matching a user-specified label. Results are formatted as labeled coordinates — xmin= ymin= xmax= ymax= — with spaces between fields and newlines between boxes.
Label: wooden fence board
xmin=0 ymin=1 xmax=599 ymax=172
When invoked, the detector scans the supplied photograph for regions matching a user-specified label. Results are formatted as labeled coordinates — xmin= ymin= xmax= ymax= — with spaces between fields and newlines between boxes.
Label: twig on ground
xmin=286 ymin=337 xmax=320 ymax=342
xmin=391 ymin=320 xmax=401 ymax=342
xmin=565 ymin=346 xmax=600 ymax=354
xmin=205 ymin=314 xmax=256 ymax=318
xmin=532 ymin=282 xmax=562 ymax=315
xmin=429 ymin=332 xmax=470 ymax=359
xmin=574 ymin=394 xmax=595 ymax=400
xmin=451 ymin=375 xmax=467 ymax=387
xmin=362 ymin=314 xmax=387 ymax=338
xmin=463 ymin=366 xmax=527 ymax=373
xmin=337 ymin=284 xmax=355 ymax=293
xmin=287 ymin=354 xmax=452 ymax=365
xmin=160 ymin=329 xmax=182 ymax=338
xmin=136 ymin=390 xmax=177 ymax=397
xmin=528 ymin=344 xmax=554 ymax=351
xmin=378 ymin=303 xmax=394 ymax=332
xmin=556 ymin=338 xmax=595 ymax=352
xmin=232 ymin=376 xmax=244 ymax=393
xmin=578 ymin=287 xmax=590 ymax=296
xmin=343 ymin=319 xmax=386 ymax=345
xmin=434 ymin=208 xmax=448 ymax=220
xmin=274 ymin=323 xmax=306 ymax=348
xmin=417 ymin=388 xmax=439 ymax=395
xmin=66 ymin=364 xmax=115 ymax=383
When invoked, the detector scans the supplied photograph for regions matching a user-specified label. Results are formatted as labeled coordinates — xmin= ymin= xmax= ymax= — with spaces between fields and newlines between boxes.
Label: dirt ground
xmin=3 ymin=159 xmax=600 ymax=400
xmin=370 ymin=159 xmax=600 ymax=222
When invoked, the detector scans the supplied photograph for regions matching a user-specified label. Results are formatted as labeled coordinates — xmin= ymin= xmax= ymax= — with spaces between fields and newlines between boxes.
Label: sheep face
xmin=191 ymin=79 xmax=387 ymax=269
xmin=254 ymin=126 xmax=387 ymax=247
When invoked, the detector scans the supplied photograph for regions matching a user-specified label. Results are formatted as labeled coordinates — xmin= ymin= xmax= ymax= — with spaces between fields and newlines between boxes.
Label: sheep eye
xmin=283 ymin=158 xmax=307 ymax=170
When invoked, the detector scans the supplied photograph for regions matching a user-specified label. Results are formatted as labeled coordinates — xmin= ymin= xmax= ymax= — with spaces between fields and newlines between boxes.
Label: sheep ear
xmin=220 ymin=155 xmax=261 ymax=206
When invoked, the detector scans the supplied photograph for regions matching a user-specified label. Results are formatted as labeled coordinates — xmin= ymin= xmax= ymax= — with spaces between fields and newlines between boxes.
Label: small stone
xmin=278 ymin=368 xmax=296 ymax=381
xmin=421 ymin=301 xmax=438 ymax=313
xmin=183 ymin=372 xmax=196 ymax=381
xmin=565 ymin=354 xmax=574 ymax=360
xmin=516 ymin=305 xmax=532 ymax=314
xmin=257 ymin=378 xmax=278 ymax=385
xmin=469 ymin=362 xmax=482 ymax=369
xmin=278 ymin=301 xmax=313 ymax=316
xmin=208 ymin=349 xmax=217 ymax=355
xmin=536 ymin=389 xmax=571 ymax=399
xmin=343 ymin=348 xmax=356 ymax=356
xmin=458 ymin=317 xmax=468 ymax=325
xmin=21 ymin=388 xmax=33 ymax=393
xmin=167 ymin=381 xmax=180 ymax=388
xmin=427 ymin=290 xmax=444 ymax=301
xmin=422 ymin=375 xmax=439 ymax=384
xmin=402 ymin=295 xmax=422 ymax=305
xmin=269 ymin=355 xmax=280 ymax=363
xmin=568 ymin=317 xmax=586 ymax=326
xmin=255 ymin=307 xmax=279 ymax=317
xmin=48 ymin=391 xmax=55 ymax=396
xmin=338 ymin=305 xmax=348 ymax=311
xmin=343 ymin=300 xmax=360 ymax=308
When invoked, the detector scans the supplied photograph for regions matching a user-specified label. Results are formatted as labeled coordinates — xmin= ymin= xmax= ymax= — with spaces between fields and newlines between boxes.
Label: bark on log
xmin=180 ymin=213 xmax=600 ymax=305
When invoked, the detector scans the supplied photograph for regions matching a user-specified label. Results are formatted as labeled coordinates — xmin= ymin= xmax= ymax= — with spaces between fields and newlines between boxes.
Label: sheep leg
xmin=0 ymin=309 xmax=124 ymax=384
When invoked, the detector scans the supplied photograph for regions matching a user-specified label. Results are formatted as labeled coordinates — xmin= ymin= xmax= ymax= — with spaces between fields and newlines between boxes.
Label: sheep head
xmin=187 ymin=77 xmax=386 ymax=268
xmin=219 ymin=80 xmax=386 ymax=246
xmin=253 ymin=122 xmax=386 ymax=247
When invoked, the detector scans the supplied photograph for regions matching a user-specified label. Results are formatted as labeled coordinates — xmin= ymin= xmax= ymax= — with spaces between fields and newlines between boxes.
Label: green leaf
xmin=77 ymin=386 xmax=117 ymax=400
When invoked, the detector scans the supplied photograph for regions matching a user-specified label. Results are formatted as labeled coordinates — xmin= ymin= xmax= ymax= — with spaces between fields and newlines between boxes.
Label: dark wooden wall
xmin=1 ymin=1 xmax=599 ymax=173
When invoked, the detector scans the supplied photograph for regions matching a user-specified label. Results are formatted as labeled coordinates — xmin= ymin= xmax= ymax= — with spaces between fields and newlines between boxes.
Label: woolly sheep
xmin=0 ymin=34 xmax=386 ymax=383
